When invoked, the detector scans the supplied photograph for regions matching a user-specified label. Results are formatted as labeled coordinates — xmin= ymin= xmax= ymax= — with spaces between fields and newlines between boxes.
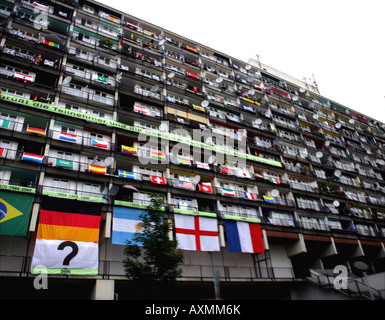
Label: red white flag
xmin=14 ymin=72 xmax=33 ymax=82
xmin=220 ymin=166 xmax=232 ymax=175
xmin=174 ymin=214 xmax=220 ymax=251
xmin=198 ymin=184 xmax=213 ymax=194
xmin=151 ymin=176 xmax=166 ymax=185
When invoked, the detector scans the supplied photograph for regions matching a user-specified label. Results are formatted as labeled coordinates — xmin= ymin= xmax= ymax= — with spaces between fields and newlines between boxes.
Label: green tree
xmin=123 ymin=193 xmax=184 ymax=299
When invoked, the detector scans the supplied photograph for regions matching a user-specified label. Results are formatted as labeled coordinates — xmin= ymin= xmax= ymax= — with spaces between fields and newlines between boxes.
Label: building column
xmin=91 ymin=279 xmax=115 ymax=300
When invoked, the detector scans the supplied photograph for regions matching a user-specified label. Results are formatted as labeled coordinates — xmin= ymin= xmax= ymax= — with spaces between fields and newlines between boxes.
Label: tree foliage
xmin=123 ymin=193 xmax=184 ymax=299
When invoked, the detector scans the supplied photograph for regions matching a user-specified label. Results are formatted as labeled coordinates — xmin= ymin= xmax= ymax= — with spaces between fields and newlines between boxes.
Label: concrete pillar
xmin=91 ymin=279 xmax=115 ymax=300
xmin=286 ymin=234 xmax=307 ymax=257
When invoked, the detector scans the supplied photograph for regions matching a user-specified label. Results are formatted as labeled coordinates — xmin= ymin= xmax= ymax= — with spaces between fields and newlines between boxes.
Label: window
xmin=51 ymin=178 xmax=69 ymax=192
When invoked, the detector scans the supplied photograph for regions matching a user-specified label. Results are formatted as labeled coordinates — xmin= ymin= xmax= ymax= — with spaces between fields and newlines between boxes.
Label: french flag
xmin=21 ymin=152 xmax=44 ymax=164
xmin=243 ymin=192 xmax=256 ymax=200
xmin=225 ymin=220 xmax=265 ymax=253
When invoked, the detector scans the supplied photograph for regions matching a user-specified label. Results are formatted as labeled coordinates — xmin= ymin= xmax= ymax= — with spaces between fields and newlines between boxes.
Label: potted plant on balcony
xmin=99 ymin=38 xmax=113 ymax=49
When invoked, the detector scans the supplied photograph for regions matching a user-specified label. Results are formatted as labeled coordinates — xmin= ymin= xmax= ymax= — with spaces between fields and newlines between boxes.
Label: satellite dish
xmin=216 ymin=77 xmax=223 ymax=83
xmin=316 ymin=151 xmax=323 ymax=158
xmin=150 ymin=85 xmax=159 ymax=92
xmin=168 ymin=72 xmax=175 ymax=79
xmin=122 ymin=185 xmax=139 ymax=192
xmin=62 ymin=76 xmax=72 ymax=85
xmin=299 ymin=87 xmax=306 ymax=93
xmin=159 ymin=123 xmax=168 ymax=132
xmin=349 ymin=119 xmax=355 ymax=124
xmin=355 ymin=163 xmax=361 ymax=169
xmin=334 ymin=170 xmax=342 ymax=178
xmin=333 ymin=200 xmax=340 ymax=207
xmin=247 ymin=75 xmax=254 ymax=82
xmin=201 ymin=100 xmax=209 ymax=107
xmin=192 ymin=175 xmax=201 ymax=184
xmin=271 ymin=189 xmax=279 ymax=197
xmin=335 ymin=123 xmax=342 ymax=129
xmin=159 ymin=39 xmax=166 ymax=45
xmin=104 ymin=157 xmax=114 ymax=167
xmin=109 ymin=185 xmax=120 ymax=197
xmin=255 ymin=119 xmax=263 ymax=125
xmin=313 ymin=114 xmax=319 ymax=120
xmin=292 ymin=96 xmax=298 ymax=101
xmin=248 ymin=89 xmax=255 ymax=95
xmin=208 ymin=155 xmax=216 ymax=164
xmin=245 ymin=65 xmax=252 ymax=70
xmin=325 ymin=141 xmax=331 ymax=147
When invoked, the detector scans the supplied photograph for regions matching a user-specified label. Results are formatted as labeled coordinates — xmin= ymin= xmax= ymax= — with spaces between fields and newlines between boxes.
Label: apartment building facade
xmin=0 ymin=0 xmax=384 ymax=300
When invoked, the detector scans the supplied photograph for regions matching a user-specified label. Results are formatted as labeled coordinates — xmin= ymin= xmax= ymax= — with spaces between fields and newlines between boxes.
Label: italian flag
xmin=222 ymin=188 xmax=236 ymax=197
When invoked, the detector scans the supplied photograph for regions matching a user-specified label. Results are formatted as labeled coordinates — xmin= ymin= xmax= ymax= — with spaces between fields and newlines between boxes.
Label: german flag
xmin=31 ymin=198 xmax=101 ymax=275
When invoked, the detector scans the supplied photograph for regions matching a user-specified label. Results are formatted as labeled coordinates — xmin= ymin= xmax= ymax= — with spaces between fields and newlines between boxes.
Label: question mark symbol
xmin=58 ymin=241 xmax=79 ymax=266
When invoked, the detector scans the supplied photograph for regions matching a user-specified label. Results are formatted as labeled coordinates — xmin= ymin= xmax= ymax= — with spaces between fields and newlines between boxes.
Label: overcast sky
xmin=97 ymin=0 xmax=385 ymax=123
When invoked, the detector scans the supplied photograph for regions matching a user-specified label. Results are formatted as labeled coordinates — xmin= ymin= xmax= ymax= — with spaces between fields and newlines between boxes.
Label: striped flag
xmin=26 ymin=125 xmax=46 ymax=136
xmin=177 ymin=158 xmax=192 ymax=166
xmin=220 ymin=166 xmax=232 ymax=175
xmin=59 ymin=132 xmax=77 ymax=143
xmin=151 ymin=151 xmax=166 ymax=161
xmin=43 ymin=40 xmax=60 ymax=48
xmin=112 ymin=207 xmax=143 ymax=246
xmin=14 ymin=72 xmax=33 ymax=82
xmin=269 ymin=177 xmax=280 ymax=184
xmin=177 ymin=180 xmax=193 ymax=190
xmin=89 ymin=164 xmax=106 ymax=175
xmin=263 ymin=195 xmax=275 ymax=203
xmin=21 ymin=152 xmax=44 ymax=163
xmin=222 ymin=188 xmax=236 ymax=197
xmin=118 ymin=170 xmax=135 ymax=179
xmin=225 ymin=220 xmax=265 ymax=253
xmin=121 ymin=145 xmax=137 ymax=155
xmin=243 ymin=192 xmax=256 ymax=200
xmin=31 ymin=198 xmax=101 ymax=275
xmin=196 ymin=161 xmax=210 ymax=170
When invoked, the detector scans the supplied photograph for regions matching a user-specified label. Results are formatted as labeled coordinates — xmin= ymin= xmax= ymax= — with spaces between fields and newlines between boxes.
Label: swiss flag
xmin=198 ymin=184 xmax=213 ymax=194
xmin=151 ymin=176 xmax=166 ymax=185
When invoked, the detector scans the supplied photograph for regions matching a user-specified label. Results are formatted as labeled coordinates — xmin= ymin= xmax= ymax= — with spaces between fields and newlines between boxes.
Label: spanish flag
xmin=89 ymin=164 xmax=107 ymax=175
xmin=0 ymin=191 xmax=34 ymax=236
xmin=31 ymin=198 xmax=101 ymax=275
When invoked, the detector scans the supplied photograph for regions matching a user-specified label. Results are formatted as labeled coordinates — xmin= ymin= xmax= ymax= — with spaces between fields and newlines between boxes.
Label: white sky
xmin=97 ymin=0 xmax=385 ymax=123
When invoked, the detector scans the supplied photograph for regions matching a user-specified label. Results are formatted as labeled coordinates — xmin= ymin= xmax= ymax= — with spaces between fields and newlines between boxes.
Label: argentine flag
xmin=112 ymin=207 xmax=144 ymax=246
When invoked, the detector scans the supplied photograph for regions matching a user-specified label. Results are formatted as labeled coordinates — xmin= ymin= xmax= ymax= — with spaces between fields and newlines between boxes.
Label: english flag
xmin=174 ymin=214 xmax=220 ymax=252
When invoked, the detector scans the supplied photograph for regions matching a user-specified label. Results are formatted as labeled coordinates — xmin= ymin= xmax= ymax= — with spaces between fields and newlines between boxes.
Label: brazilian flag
xmin=0 ymin=191 xmax=34 ymax=236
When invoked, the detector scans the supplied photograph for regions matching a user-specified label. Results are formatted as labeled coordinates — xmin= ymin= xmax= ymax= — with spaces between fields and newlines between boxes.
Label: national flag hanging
xmin=14 ymin=72 xmax=33 ymax=82
xmin=186 ymin=72 xmax=198 ymax=79
xmin=55 ymin=158 xmax=74 ymax=169
xmin=198 ymin=184 xmax=213 ymax=194
xmin=177 ymin=158 xmax=192 ymax=166
xmin=112 ymin=207 xmax=143 ymax=246
xmin=89 ymin=164 xmax=107 ymax=175
xmin=151 ymin=151 xmax=166 ymax=161
xmin=174 ymin=214 xmax=220 ymax=252
xmin=151 ymin=176 xmax=166 ymax=185
xmin=31 ymin=198 xmax=101 ymax=275
xmin=26 ymin=125 xmax=46 ymax=136
xmin=21 ymin=152 xmax=44 ymax=164
xmin=222 ymin=188 xmax=236 ymax=197
xmin=59 ymin=132 xmax=77 ymax=143
xmin=0 ymin=148 xmax=5 ymax=158
xmin=0 ymin=191 xmax=34 ymax=236
xmin=91 ymin=138 xmax=108 ymax=149
xmin=196 ymin=161 xmax=210 ymax=170
xmin=0 ymin=119 xmax=10 ymax=128
xmin=177 ymin=180 xmax=193 ymax=190
xmin=243 ymin=192 xmax=256 ymax=200
xmin=225 ymin=220 xmax=265 ymax=253
xmin=220 ymin=166 xmax=233 ymax=175
xmin=33 ymin=2 xmax=49 ymax=11
xmin=134 ymin=104 xmax=148 ymax=114
xmin=43 ymin=40 xmax=60 ymax=48
xmin=118 ymin=170 xmax=135 ymax=179
xmin=269 ymin=177 xmax=280 ymax=184
xmin=192 ymin=104 xmax=205 ymax=112
xmin=121 ymin=145 xmax=138 ymax=156
xmin=236 ymin=169 xmax=251 ymax=179
xmin=263 ymin=195 xmax=275 ymax=203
